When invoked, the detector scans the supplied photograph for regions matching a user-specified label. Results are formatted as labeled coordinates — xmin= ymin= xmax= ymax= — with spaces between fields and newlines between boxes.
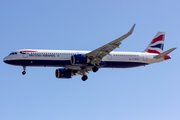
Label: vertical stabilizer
xmin=144 ymin=32 xmax=165 ymax=54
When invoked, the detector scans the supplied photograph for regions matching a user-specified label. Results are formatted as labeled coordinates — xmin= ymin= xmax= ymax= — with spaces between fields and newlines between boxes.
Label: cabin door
xmin=23 ymin=51 xmax=28 ymax=58
xmin=143 ymin=53 xmax=147 ymax=61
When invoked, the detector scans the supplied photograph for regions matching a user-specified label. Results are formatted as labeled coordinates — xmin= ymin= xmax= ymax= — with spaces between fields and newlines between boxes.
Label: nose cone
xmin=3 ymin=57 xmax=7 ymax=63
xmin=3 ymin=56 xmax=10 ymax=64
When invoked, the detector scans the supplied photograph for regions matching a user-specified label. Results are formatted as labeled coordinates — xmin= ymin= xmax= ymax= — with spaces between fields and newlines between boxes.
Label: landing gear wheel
xmin=92 ymin=66 xmax=99 ymax=72
xmin=22 ymin=66 xmax=26 ymax=75
xmin=82 ymin=75 xmax=88 ymax=81
xmin=22 ymin=71 xmax=26 ymax=75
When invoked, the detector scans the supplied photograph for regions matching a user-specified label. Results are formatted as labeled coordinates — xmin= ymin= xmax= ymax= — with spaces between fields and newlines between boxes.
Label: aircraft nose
xmin=3 ymin=56 xmax=9 ymax=64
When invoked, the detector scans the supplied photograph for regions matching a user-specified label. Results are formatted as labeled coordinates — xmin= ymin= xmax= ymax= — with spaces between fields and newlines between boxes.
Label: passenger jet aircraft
xmin=3 ymin=24 xmax=176 ymax=81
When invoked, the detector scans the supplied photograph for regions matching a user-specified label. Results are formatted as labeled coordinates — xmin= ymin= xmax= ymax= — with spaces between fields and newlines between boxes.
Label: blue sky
xmin=0 ymin=0 xmax=180 ymax=120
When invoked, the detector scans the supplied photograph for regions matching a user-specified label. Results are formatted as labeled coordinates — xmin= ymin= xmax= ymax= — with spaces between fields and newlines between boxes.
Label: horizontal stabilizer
xmin=154 ymin=47 xmax=177 ymax=59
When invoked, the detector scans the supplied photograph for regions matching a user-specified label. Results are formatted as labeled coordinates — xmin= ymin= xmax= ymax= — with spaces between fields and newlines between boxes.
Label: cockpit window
xmin=9 ymin=52 xmax=17 ymax=55
xmin=9 ymin=52 xmax=14 ymax=55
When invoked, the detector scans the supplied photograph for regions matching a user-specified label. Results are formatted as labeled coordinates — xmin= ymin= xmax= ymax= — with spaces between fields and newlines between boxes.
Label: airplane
xmin=3 ymin=24 xmax=176 ymax=81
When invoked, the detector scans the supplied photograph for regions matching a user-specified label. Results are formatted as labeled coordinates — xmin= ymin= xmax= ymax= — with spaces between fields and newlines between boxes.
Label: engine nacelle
xmin=71 ymin=54 xmax=90 ymax=65
xmin=55 ymin=69 xmax=73 ymax=78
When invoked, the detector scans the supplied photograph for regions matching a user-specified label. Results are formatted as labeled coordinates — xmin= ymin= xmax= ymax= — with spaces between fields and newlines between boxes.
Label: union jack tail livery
xmin=144 ymin=32 xmax=165 ymax=54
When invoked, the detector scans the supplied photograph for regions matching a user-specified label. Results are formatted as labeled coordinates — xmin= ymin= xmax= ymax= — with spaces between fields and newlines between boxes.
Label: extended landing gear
xmin=92 ymin=66 xmax=99 ymax=72
xmin=81 ymin=66 xmax=99 ymax=81
xmin=22 ymin=71 xmax=26 ymax=75
xmin=22 ymin=66 xmax=26 ymax=75
xmin=82 ymin=75 xmax=88 ymax=81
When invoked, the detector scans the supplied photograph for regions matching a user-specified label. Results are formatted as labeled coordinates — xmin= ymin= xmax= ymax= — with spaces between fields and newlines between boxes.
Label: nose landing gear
xmin=22 ymin=71 xmax=26 ymax=75
xmin=22 ymin=66 xmax=26 ymax=75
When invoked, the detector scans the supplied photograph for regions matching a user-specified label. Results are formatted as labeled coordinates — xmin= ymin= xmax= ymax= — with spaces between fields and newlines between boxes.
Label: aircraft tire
xmin=82 ymin=75 xmax=88 ymax=81
xmin=22 ymin=71 xmax=26 ymax=75
xmin=92 ymin=66 xmax=99 ymax=72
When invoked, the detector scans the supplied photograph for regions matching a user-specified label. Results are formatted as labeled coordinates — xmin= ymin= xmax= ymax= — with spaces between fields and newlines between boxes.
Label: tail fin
xmin=144 ymin=32 xmax=165 ymax=54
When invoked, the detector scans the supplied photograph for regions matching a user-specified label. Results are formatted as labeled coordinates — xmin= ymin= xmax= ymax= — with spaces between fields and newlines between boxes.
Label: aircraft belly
xmin=103 ymin=61 xmax=148 ymax=68
xmin=5 ymin=59 xmax=71 ymax=67
xmin=6 ymin=59 xmax=148 ymax=68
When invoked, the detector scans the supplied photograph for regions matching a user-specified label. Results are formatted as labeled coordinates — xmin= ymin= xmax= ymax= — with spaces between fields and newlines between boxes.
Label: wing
xmin=86 ymin=24 xmax=136 ymax=65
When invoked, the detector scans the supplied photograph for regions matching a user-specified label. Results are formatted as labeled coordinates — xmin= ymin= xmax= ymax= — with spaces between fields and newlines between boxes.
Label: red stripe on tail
xmin=151 ymin=34 xmax=165 ymax=44
xmin=147 ymin=50 xmax=160 ymax=54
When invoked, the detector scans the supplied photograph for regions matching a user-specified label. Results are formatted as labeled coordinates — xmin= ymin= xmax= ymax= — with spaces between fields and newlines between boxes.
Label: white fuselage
xmin=3 ymin=49 xmax=164 ymax=68
xmin=3 ymin=26 xmax=174 ymax=80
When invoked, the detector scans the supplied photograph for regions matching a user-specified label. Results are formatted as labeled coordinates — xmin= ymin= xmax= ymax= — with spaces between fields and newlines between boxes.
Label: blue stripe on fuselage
xmin=4 ymin=60 xmax=148 ymax=68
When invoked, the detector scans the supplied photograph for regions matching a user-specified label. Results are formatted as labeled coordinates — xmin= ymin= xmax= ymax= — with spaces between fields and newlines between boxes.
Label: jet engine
xmin=71 ymin=54 xmax=90 ymax=65
xmin=55 ymin=69 xmax=73 ymax=78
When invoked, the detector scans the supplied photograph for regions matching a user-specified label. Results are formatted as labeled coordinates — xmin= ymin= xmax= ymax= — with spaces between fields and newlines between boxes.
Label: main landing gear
xmin=82 ymin=75 xmax=88 ymax=81
xmin=92 ymin=66 xmax=99 ymax=72
xmin=22 ymin=66 xmax=26 ymax=75
xmin=81 ymin=66 xmax=99 ymax=81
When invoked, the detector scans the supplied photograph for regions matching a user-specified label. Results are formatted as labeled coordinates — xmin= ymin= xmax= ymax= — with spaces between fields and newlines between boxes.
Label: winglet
xmin=128 ymin=24 xmax=136 ymax=34
xmin=154 ymin=47 xmax=177 ymax=59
